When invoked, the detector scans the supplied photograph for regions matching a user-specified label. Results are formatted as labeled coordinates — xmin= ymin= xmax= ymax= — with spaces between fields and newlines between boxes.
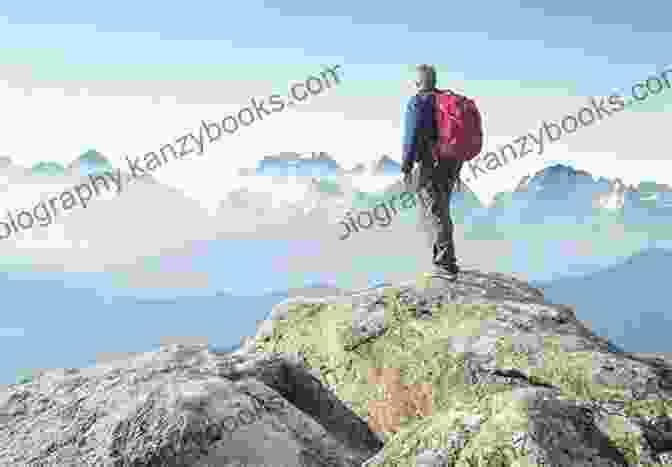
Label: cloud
xmin=0 ymin=163 xmax=219 ymax=271
xmin=1 ymin=69 xmax=669 ymax=212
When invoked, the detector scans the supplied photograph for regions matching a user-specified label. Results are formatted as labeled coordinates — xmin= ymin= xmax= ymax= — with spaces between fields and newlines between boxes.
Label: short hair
xmin=416 ymin=64 xmax=437 ymax=88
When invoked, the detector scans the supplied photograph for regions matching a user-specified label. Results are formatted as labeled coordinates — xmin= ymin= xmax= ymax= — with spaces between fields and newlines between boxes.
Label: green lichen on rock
xmin=604 ymin=415 xmax=643 ymax=466
xmin=623 ymin=398 xmax=672 ymax=420
xmin=494 ymin=335 xmax=672 ymax=464
xmin=494 ymin=336 xmax=626 ymax=401
xmin=253 ymin=277 xmax=672 ymax=466
xmin=255 ymin=290 xmax=533 ymax=465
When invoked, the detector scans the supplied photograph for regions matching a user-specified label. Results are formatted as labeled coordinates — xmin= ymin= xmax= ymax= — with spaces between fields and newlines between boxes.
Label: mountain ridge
xmin=531 ymin=247 xmax=672 ymax=355
xmin=8 ymin=150 xmax=672 ymax=213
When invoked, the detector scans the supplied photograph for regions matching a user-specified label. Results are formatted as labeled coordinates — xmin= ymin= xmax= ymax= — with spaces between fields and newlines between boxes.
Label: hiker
xmin=401 ymin=64 xmax=483 ymax=278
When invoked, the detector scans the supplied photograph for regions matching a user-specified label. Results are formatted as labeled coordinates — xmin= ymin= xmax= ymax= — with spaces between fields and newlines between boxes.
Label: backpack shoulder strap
xmin=456 ymin=95 xmax=478 ymax=116
xmin=436 ymin=90 xmax=470 ymax=110
xmin=454 ymin=92 xmax=469 ymax=105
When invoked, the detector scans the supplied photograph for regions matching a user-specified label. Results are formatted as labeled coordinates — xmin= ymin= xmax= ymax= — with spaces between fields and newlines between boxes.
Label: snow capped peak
xmin=593 ymin=188 xmax=625 ymax=210
xmin=263 ymin=151 xmax=333 ymax=161
xmin=253 ymin=152 xmax=343 ymax=177
xmin=516 ymin=164 xmax=593 ymax=189
xmin=66 ymin=149 xmax=113 ymax=176
xmin=238 ymin=152 xmax=405 ymax=178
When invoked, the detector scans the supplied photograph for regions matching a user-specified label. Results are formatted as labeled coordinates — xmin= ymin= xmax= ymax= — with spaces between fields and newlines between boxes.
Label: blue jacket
xmin=402 ymin=91 xmax=436 ymax=173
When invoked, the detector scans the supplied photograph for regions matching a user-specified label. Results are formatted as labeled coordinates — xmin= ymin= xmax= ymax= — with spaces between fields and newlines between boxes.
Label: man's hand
xmin=402 ymin=160 xmax=414 ymax=186
xmin=402 ymin=170 xmax=413 ymax=187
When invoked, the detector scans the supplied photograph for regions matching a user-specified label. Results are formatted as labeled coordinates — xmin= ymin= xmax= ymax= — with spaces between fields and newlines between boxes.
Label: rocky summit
xmin=2 ymin=270 xmax=672 ymax=466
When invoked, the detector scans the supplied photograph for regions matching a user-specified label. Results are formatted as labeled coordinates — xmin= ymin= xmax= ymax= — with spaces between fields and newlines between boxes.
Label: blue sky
xmin=1 ymin=1 xmax=669 ymax=86
xmin=0 ymin=0 xmax=670 ymax=206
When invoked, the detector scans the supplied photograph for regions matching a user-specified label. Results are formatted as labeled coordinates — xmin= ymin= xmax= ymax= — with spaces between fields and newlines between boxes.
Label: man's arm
xmin=401 ymin=96 xmax=419 ymax=174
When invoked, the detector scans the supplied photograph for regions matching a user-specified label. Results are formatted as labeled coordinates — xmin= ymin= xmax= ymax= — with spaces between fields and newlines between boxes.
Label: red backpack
xmin=431 ymin=90 xmax=483 ymax=162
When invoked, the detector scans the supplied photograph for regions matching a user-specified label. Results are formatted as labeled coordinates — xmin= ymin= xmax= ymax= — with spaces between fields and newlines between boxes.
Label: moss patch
xmin=253 ymin=288 xmax=670 ymax=466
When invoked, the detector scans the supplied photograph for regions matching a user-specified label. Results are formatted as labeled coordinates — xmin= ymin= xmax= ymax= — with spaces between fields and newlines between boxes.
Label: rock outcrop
xmin=0 ymin=347 xmax=382 ymax=466
xmin=2 ymin=269 xmax=671 ymax=466
xmin=245 ymin=269 xmax=672 ymax=466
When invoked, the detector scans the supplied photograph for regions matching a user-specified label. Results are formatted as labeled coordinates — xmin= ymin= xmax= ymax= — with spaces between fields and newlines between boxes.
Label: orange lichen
xmin=366 ymin=367 xmax=433 ymax=433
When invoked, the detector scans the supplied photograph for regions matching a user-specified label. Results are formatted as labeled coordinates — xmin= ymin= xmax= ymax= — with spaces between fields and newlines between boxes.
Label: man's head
xmin=415 ymin=64 xmax=437 ymax=92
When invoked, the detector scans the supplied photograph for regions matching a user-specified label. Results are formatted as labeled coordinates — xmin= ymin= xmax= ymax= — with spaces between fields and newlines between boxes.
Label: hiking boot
xmin=434 ymin=261 xmax=459 ymax=274
xmin=433 ymin=263 xmax=459 ymax=280
xmin=446 ymin=263 xmax=459 ymax=275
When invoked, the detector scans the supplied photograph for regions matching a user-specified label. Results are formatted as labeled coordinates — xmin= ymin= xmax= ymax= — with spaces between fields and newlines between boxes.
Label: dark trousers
xmin=410 ymin=158 xmax=462 ymax=268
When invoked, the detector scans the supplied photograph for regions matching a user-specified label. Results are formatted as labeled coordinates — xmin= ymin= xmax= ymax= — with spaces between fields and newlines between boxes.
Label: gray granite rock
xmin=0 ymin=345 xmax=382 ymax=466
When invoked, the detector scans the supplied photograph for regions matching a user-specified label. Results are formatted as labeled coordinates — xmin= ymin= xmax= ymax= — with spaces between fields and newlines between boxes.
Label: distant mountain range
xmin=237 ymin=153 xmax=672 ymax=226
xmin=532 ymin=248 xmax=672 ymax=353
xmin=237 ymin=152 xmax=402 ymax=177
xmin=28 ymin=149 xmax=114 ymax=177
xmin=218 ymin=154 xmax=672 ymax=248
xmin=467 ymin=163 xmax=672 ymax=230
xmin=6 ymin=149 xmax=672 ymax=239
xmin=14 ymin=148 xmax=672 ymax=223
xmin=512 ymin=163 xmax=672 ymax=216
xmin=0 ymin=149 xmax=117 ymax=178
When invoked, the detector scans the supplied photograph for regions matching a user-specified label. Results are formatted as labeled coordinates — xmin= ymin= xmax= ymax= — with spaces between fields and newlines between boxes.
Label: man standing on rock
xmin=401 ymin=64 xmax=483 ymax=279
